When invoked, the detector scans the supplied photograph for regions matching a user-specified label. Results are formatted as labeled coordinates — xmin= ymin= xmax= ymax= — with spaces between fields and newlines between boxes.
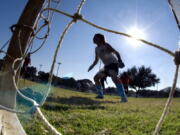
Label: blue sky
xmin=0 ymin=0 xmax=179 ymax=90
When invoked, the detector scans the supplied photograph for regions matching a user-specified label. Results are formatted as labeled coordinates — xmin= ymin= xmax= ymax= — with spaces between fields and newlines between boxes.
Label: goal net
xmin=168 ymin=0 xmax=180 ymax=30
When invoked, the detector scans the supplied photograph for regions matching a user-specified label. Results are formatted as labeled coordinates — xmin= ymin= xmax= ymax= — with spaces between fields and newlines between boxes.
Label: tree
xmin=38 ymin=71 xmax=49 ymax=82
xmin=24 ymin=66 xmax=37 ymax=80
xmin=124 ymin=66 xmax=160 ymax=91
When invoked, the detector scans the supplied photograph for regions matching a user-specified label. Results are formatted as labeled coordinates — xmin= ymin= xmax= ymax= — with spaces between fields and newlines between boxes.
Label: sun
xmin=127 ymin=26 xmax=146 ymax=47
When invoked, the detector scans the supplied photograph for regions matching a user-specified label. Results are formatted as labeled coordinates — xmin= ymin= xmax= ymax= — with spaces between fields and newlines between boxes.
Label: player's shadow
xmin=43 ymin=96 xmax=117 ymax=111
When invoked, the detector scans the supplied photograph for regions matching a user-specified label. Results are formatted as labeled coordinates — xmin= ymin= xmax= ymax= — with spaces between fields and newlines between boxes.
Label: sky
xmin=0 ymin=0 xmax=179 ymax=90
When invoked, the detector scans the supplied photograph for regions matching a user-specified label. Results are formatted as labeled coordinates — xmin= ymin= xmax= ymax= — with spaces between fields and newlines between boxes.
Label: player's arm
xmin=106 ymin=44 xmax=122 ymax=63
xmin=88 ymin=50 xmax=99 ymax=72
xmin=106 ymin=43 xmax=125 ymax=68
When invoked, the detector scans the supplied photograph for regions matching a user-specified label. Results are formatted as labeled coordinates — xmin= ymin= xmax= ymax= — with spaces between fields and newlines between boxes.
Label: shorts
xmin=99 ymin=63 xmax=119 ymax=77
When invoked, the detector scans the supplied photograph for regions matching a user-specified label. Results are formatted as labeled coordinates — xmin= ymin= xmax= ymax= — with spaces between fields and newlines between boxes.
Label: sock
xmin=115 ymin=83 xmax=126 ymax=98
xmin=96 ymin=85 xmax=103 ymax=97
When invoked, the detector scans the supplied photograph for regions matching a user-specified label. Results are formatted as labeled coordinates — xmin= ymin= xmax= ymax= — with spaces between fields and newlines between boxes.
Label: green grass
xmin=18 ymin=80 xmax=180 ymax=135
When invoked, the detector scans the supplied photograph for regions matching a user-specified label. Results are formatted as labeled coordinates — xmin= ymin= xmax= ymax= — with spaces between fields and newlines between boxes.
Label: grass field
xmin=18 ymin=81 xmax=180 ymax=135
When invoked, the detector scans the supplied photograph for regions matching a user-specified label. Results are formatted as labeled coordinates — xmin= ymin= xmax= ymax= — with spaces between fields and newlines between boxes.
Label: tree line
xmin=21 ymin=65 xmax=180 ymax=97
xmin=22 ymin=65 xmax=160 ymax=90
xmin=1 ymin=59 xmax=179 ymax=97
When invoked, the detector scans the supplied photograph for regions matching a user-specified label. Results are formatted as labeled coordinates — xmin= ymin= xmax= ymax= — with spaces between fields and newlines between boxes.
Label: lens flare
xmin=127 ymin=26 xmax=146 ymax=47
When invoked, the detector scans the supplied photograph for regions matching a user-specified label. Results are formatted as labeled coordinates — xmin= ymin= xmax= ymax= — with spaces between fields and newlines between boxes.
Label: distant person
xmin=120 ymin=72 xmax=131 ymax=94
xmin=21 ymin=53 xmax=31 ymax=76
xmin=88 ymin=33 xmax=127 ymax=103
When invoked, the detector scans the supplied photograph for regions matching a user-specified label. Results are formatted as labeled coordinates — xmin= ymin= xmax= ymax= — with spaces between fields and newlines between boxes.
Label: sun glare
xmin=127 ymin=26 xmax=146 ymax=47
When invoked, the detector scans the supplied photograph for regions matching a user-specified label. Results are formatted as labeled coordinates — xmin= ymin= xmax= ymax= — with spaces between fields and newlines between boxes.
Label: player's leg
xmin=109 ymin=70 xmax=127 ymax=102
xmin=94 ymin=71 xmax=106 ymax=98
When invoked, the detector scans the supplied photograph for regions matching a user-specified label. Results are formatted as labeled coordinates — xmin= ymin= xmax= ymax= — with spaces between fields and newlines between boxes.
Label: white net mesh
xmin=0 ymin=0 xmax=179 ymax=135
xmin=169 ymin=0 xmax=180 ymax=30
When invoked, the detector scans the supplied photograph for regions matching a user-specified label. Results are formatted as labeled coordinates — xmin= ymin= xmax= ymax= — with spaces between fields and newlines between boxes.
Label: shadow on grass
xmin=43 ymin=103 xmax=106 ymax=111
xmin=46 ymin=96 xmax=100 ymax=105
xmin=46 ymin=96 xmax=118 ymax=105
xmin=43 ymin=96 xmax=116 ymax=111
